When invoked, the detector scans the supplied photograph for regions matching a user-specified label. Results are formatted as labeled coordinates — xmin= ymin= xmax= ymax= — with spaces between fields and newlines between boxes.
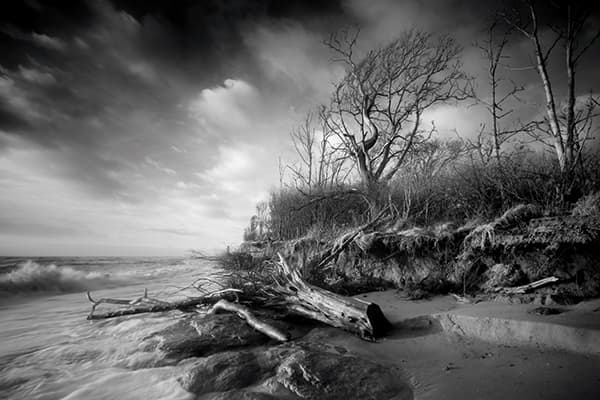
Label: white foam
xmin=0 ymin=260 xmax=123 ymax=296
xmin=0 ymin=257 xmax=221 ymax=399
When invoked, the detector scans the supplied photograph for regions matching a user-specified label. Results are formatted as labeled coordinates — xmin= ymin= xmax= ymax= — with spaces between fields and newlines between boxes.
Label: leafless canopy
xmin=321 ymin=28 xmax=472 ymax=188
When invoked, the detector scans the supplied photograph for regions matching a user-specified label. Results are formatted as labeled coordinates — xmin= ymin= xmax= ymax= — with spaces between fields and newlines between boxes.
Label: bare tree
xmin=321 ymin=28 xmax=471 ymax=193
xmin=503 ymin=1 xmax=600 ymax=179
xmin=287 ymin=112 xmax=350 ymax=194
xmin=288 ymin=114 xmax=317 ymax=192
xmin=476 ymin=19 xmax=525 ymax=166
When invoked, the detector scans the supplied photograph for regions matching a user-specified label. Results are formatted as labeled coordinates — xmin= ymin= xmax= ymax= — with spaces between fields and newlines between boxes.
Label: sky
xmin=0 ymin=0 xmax=598 ymax=256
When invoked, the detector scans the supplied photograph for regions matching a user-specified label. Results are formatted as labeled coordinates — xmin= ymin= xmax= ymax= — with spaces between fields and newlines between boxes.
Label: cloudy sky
xmin=0 ymin=0 xmax=598 ymax=256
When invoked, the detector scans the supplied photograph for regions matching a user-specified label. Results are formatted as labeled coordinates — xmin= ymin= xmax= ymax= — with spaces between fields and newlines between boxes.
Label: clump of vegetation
xmin=572 ymin=192 xmax=600 ymax=217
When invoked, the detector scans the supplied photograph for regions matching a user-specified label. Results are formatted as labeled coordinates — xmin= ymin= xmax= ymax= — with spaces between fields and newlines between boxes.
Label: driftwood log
xmin=271 ymin=253 xmax=391 ymax=340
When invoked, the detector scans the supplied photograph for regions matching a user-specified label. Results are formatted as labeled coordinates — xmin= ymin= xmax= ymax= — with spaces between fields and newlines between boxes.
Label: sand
xmin=308 ymin=291 xmax=600 ymax=400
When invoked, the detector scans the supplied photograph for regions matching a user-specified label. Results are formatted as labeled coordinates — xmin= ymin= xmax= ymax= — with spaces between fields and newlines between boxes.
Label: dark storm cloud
xmin=0 ymin=0 xmax=597 ymax=159
xmin=106 ymin=0 xmax=347 ymax=87
xmin=113 ymin=0 xmax=345 ymax=27
xmin=0 ymin=0 xmax=349 ymax=199
xmin=0 ymin=104 xmax=32 ymax=134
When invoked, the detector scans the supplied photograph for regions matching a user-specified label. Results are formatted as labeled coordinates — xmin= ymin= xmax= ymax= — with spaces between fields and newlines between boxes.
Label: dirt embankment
xmin=241 ymin=204 xmax=600 ymax=304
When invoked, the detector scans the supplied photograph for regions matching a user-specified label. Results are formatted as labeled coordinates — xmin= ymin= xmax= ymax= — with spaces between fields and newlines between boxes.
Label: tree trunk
xmin=530 ymin=20 xmax=565 ymax=172
xmin=356 ymin=150 xmax=374 ymax=188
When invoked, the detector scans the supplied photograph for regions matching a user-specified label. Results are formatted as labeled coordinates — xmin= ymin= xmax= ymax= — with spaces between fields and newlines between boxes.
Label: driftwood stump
xmin=273 ymin=253 xmax=392 ymax=340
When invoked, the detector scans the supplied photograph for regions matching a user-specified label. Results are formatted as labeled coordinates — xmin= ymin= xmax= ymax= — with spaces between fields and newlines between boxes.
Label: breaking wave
xmin=0 ymin=260 xmax=122 ymax=297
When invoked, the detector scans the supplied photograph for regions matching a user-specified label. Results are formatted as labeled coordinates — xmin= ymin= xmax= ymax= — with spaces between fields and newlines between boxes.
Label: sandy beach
xmin=311 ymin=290 xmax=600 ymax=400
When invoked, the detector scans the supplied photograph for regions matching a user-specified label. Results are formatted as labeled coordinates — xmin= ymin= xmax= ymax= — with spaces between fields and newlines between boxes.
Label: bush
xmin=267 ymin=185 xmax=369 ymax=240
xmin=385 ymin=151 xmax=571 ymax=226
xmin=243 ymin=146 xmax=600 ymax=242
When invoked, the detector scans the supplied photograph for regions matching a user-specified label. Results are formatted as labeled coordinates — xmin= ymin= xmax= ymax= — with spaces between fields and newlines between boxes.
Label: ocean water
xmin=0 ymin=256 xmax=220 ymax=400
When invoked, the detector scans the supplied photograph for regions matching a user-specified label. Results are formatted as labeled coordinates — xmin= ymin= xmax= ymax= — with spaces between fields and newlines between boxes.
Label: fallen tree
xmin=86 ymin=253 xmax=391 ymax=341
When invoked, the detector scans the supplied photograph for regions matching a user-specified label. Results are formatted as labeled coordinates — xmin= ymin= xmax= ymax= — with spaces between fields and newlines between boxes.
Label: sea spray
xmin=0 ymin=260 xmax=123 ymax=296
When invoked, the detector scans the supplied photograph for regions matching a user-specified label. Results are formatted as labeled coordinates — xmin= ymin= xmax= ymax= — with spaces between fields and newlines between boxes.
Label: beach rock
xmin=179 ymin=342 xmax=412 ymax=400
xmin=178 ymin=348 xmax=289 ymax=394
xmin=144 ymin=313 xmax=280 ymax=361
xmin=207 ymin=391 xmax=279 ymax=400
xmin=530 ymin=306 xmax=564 ymax=315
xmin=275 ymin=349 xmax=411 ymax=400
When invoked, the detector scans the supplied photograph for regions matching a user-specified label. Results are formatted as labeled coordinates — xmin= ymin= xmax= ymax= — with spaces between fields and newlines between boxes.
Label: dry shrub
xmin=268 ymin=185 xmax=368 ymax=241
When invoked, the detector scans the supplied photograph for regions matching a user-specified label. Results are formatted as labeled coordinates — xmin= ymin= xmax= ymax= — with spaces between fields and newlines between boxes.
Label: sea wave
xmin=0 ymin=260 xmax=123 ymax=297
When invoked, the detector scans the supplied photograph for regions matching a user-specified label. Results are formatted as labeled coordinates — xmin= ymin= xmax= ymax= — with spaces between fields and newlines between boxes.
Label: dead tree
xmin=322 ymin=28 xmax=472 ymax=195
xmin=289 ymin=113 xmax=317 ymax=193
xmin=475 ymin=18 xmax=524 ymax=167
xmin=503 ymin=1 xmax=600 ymax=196
xmin=288 ymin=111 xmax=351 ymax=194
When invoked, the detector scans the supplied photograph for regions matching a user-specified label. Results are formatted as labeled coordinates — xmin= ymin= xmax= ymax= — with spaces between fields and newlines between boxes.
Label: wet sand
xmin=311 ymin=291 xmax=600 ymax=400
